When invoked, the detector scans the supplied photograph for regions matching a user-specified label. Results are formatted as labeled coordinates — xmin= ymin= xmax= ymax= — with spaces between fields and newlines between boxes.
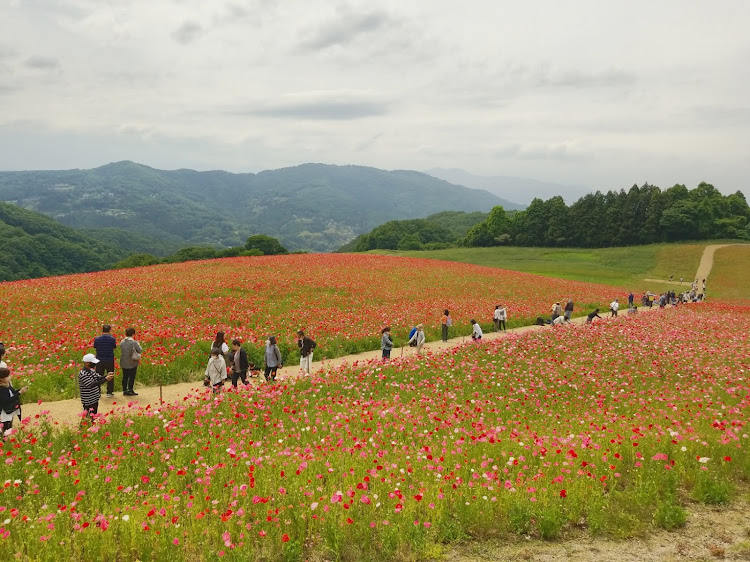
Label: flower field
xmin=1 ymin=303 xmax=749 ymax=560
xmin=0 ymin=254 xmax=626 ymax=401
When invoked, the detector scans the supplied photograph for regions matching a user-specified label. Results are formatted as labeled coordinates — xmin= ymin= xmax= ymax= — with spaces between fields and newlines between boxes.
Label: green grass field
xmin=374 ymin=243 xmax=709 ymax=288
xmin=708 ymin=245 xmax=750 ymax=301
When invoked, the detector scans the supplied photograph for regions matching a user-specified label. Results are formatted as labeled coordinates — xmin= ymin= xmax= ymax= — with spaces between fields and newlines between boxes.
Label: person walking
xmin=586 ymin=309 xmax=602 ymax=324
xmin=0 ymin=367 xmax=27 ymax=435
xmin=471 ymin=319 xmax=483 ymax=340
xmin=119 ymin=327 xmax=143 ymax=396
xmin=297 ymin=331 xmax=317 ymax=374
xmin=264 ymin=336 xmax=283 ymax=382
xmin=230 ymin=339 xmax=249 ymax=387
xmin=496 ymin=305 xmax=507 ymax=332
xmin=408 ymin=324 xmax=426 ymax=354
xmin=441 ymin=309 xmax=451 ymax=342
xmin=78 ymin=354 xmax=114 ymax=419
xmin=609 ymin=298 xmax=619 ymax=317
xmin=93 ymin=324 xmax=117 ymax=398
xmin=381 ymin=327 xmax=394 ymax=360
xmin=204 ymin=348 xmax=227 ymax=394
xmin=564 ymin=299 xmax=574 ymax=322
xmin=627 ymin=292 xmax=634 ymax=307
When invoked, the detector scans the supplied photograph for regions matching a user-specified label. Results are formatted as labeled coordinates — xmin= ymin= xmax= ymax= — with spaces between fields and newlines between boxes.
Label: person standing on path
xmin=265 ymin=336 xmax=283 ymax=382
xmin=0 ymin=367 xmax=27 ymax=435
xmin=297 ymin=331 xmax=317 ymax=374
xmin=381 ymin=327 xmax=394 ymax=360
xmin=564 ymin=299 xmax=574 ymax=322
xmin=78 ymin=354 xmax=113 ymax=419
xmin=628 ymin=292 xmax=634 ymax=307
xmin=204 ymin=348 xmax=227 ymax=393
xmin=471 ymin=319 xmax=483 ymax=340
xmin=230 ymin=339 xmax=250 ymax=387
xmin=93 ymin=324 xmax=117 ymax=398
xmin=610 ymin=298 xmax=619 ymax=317
xmin=0 ymin=342 xmax=6 ymax=369
xmin=408 ymin=324 xmax=426 ymax=355
xmin=119 ymin=328 xmax=143 ymax=396
xmin=551 ymin=302 xmax=563 ymax=323
xmin=213 ymin=331 xmax=230 ymax=363
xmin=441 ymin=310 xmax=451 ymax=342
xmin=496 ymin=305 xmax=507 ymax=332
xmin=493 ymin=305 xmax=503 ymax=331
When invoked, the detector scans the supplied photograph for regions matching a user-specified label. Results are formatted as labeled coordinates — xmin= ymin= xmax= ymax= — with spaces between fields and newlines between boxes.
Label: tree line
xmin=465 ymin=182 xmax=748 ymax=248
xmin=340 ymin=182 xmax=749 ymax=252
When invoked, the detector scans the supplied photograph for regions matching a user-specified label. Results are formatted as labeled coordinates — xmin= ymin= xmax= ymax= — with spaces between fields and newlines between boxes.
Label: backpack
xmin=408 ymin=327 xmax=417 ymax=346
xmin=446 ymin=317 xmax=453 ymax=327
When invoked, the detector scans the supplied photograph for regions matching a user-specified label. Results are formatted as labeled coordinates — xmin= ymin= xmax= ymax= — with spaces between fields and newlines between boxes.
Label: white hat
xmin=83 ymin=353 xmax=100 ymax=364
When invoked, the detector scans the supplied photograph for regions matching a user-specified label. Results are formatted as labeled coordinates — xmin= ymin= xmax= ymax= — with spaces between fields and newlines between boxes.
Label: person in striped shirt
xmin=79 ymin=353 xmax=113 ymax=419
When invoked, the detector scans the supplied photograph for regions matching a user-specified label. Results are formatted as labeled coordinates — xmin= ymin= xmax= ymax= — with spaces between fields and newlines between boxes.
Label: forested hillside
xmin=0 ymin=202 xmax=127 ymax=281
xmin=0 ymin=162 xmax=503 ymax=252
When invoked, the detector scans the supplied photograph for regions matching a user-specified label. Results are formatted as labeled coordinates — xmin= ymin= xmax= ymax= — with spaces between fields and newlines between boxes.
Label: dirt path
xmin=694 ymin=243 xmax=750 ymax=290
xmin=20 ymin=312 xmax=626 ymax=426
xmin=444 ymin=498 xmax=750 ymax=561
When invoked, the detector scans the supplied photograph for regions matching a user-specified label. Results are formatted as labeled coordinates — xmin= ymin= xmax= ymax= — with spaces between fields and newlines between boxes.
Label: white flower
xmin=122 ymin=515 xmax=130 ymax=522
xmin=681 ymin=447 xmax=687 ymax=452
xmin=698 ymin=457 xmax=711 ymax=463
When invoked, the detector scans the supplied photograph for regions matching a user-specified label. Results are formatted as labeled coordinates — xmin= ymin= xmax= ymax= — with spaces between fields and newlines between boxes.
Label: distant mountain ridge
xmin=0 ymin=161 xmax=509 ymax=252
xmin=426 ymin=168 xmax=592 ymax=205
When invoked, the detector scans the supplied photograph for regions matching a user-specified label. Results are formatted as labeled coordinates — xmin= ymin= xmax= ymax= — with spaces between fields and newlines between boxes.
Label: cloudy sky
xmin=1 ymin=0 xmax=748 ymax=194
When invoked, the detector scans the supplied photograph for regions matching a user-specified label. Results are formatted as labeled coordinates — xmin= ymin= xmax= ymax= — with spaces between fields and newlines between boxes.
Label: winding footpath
xmin=17 ymin=244 xmax=740 ymax=427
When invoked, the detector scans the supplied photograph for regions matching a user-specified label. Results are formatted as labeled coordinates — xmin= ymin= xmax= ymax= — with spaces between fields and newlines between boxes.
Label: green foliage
xmin=339 ymin=212 xmax=486 ymax=252
xmin=245 ymin=234 xmax=289 ymax=255
xmin=0 ymin=201 xmax=128 ymax=281
xmin=653 ymin=501 xmax=687 ymax=530
xmin=461 ymin=182 xmax=749 ymax=249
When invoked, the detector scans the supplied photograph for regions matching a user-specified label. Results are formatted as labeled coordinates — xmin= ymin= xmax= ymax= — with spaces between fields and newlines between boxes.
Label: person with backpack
xmin=0 ymin=367 xmax=26 ymax=435
xmin=440 ymin=310 xmax=451 ymax=342
xmin=550 ymin=302 xmax=563 ymax=323
xmin=408 ymin=324 xmax=426 ymax=355
xmin=297 ymin=330 xmax=317 ymax=374
xmin=381 ymin=327 xmax=394 ymax=360
xmin=265 ymin=336 xmax=283 ymax=382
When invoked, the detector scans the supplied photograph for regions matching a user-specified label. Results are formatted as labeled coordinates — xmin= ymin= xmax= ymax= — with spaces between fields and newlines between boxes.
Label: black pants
xmin=382 ymin=349 xmax=391 ymax=360
xmin=2 ymin=420 xmax=13 ymax=433
xmin=122 ymin=367 xmax=137 ymax=393
xmin=441 ymin=324 xmax=448 ymax=341
xmin=83 ymin=402 xmax=99 ymax=419
xmin=264 ymin=366 xmax=278 ymax=382
xmin=498 ymin=320 xmax=506 ymax=331
xmin=96 ymin=359 xmax=115 ymax=394
xmin=231 ymin=370 xmax=248 ymax=387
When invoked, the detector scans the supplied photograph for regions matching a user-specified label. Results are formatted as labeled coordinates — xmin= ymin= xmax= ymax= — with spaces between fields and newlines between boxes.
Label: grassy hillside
xmin=0 ymin=161 xmax=504 ymax=252
xmin=371 ymin=243 xmax=709 ymax=289
xmin=708 ymin=245 xmax=750 ymax=300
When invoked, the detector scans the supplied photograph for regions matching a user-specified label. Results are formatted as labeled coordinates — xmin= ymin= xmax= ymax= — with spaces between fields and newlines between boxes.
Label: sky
xmin=1 ymin=0 xmax=749 ymax=195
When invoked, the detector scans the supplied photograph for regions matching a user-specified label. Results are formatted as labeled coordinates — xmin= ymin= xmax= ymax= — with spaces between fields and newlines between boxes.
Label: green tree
xmin=245 ymin=235 xmax=289 ymax=255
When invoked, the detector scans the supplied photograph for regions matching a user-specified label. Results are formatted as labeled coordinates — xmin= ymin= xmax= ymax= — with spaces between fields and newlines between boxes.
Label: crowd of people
xmin=0 ymin=282 xmax=702 ymax=429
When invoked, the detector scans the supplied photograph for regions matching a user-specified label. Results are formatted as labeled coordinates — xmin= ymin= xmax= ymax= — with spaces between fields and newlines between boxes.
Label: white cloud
xmin=0 ymin=0 xmax=748 ymax=195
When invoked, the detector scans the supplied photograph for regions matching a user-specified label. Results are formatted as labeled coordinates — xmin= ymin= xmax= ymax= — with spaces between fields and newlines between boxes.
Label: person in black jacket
xmin=93 ymin=324 xmax=117 ymax=398
xmin=0 ymin=367 xmax=27 ymax=435
xmin=586 ymin=309 xmax=602 ymax=324
xmin=230 ymin=339 xmax=249 ymax=387
xmin=297 ymin=330 xmax=317 ymax=374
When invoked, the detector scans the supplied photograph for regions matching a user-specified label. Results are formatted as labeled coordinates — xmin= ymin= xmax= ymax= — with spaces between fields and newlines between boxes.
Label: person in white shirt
xmin=496 ymin=305 xmax=507 ymax=331
xmin=408 ymin=324 xmax=426 ymax=354
xmin=610 ymin=298 xmax=620 ymax=317
xmin=471 ymin=319 xmax=483 ymax=340
xmin=552 ymin=315 xmax=568 ymax=326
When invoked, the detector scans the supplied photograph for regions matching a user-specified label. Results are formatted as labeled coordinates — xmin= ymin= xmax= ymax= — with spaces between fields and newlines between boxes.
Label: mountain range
xmin=0 ymin=161 xmax=516 ymax=253
xmin=426 ymin=168 xmax=592 ymax=205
